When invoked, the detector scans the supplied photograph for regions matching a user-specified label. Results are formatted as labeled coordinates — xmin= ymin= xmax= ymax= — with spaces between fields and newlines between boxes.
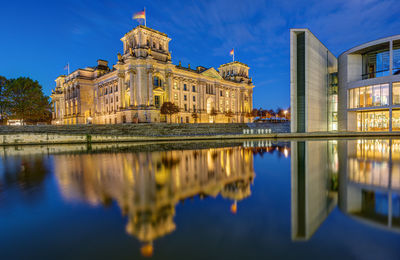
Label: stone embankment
xmin=0 ymin=122 xmax=290 ymax=145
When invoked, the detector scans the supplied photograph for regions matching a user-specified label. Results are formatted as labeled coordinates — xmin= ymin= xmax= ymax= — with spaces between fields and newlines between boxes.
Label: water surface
xmin=1 ymin=139 xmax=400 ymax=259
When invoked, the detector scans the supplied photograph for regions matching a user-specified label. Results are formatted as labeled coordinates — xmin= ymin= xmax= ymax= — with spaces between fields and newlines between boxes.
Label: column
xmin=179 ymin=79 xmax=183 ymax=108
xmin=216 ymin=85 xmax=219 ymax=112
xmin=148 ymin=68 xmax=153 ymax=107
xmin=129 ymin=69 xmax=135 ymax=107
xmin=118 ymin=72 xmax=125 ymax=108
xmin=77 ymin=85 xmax=81 ymax=115
xmin=136 ymin=67 xmax=142 ymax=106
xmin=167 ymin=72 xmax=172 ymax=102
xmin=236 ymin=88 xmax=240 ymax=121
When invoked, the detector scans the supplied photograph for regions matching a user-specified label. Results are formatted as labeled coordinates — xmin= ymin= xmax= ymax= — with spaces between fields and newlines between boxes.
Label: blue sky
xmin=1 ymin=0 xmax=399 ymax=109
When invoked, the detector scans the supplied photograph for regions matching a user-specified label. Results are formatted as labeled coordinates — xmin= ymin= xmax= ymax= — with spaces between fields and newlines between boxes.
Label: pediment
xmin=201 ymin=67 xmax=222 ymax=80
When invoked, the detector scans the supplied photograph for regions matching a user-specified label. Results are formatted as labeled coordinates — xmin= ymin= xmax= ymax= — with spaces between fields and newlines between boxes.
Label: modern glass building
xmin=291 ymin=29 xmax=400 ymax=132
xmin=338 ymin=35 xmax=400 ymax=132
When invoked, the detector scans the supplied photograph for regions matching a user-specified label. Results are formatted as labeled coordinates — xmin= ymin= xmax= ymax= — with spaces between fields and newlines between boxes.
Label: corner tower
xmin=120 ymin=25 xmax=172 ymax=62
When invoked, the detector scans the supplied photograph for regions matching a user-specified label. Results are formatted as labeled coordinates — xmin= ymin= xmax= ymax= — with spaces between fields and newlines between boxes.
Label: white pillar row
xmin=129 ymin=69 xmax=135 ymax=107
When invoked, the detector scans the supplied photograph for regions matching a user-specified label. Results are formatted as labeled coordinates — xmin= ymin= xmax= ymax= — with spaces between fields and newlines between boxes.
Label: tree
xmin=191 ymin=111 xmax=199 ymax=123
xmin=0 ymin=76 xmax=10 ymax=124
xmin=6 ymin=77 xmax=51 ymax=124
xmin=160 ymin=102 xmax=180 ymax=123
xmin=210 ymin=107 xmax=218 ymax=123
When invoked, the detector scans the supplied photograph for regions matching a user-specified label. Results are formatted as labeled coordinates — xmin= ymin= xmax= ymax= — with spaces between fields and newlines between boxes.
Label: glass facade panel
xmin=392 ymin=110 xmax=400 ymax=131
xmin=373 ymin=85 xmax=381 ymax=106
xmin=359 ymin=87 xmax=365 ymax=107
xmin=366 ymin=86 xmax=373 ymax=107
xmin=357 ymin=110 xmax=389 ymax=132
xmin=393 ymin=82 xmax=400 ymax=105
xmin=362 ymin=46 xmax=390 ymax=79
xmin=381 ymin=84 xmax=389 ymax=106
xmin=393 ymin=41 xmax=400 ymax=74
xmin=348 ymin=84 xmax=389 ymax=109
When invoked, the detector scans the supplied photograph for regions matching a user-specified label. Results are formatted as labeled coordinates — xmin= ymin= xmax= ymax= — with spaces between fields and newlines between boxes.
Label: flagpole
xmin=68 ymin=63 xmax=70 ymax=75
xmin=144 ymin=7 xmax=146 ymax=27
xmin=233 ymin=51 xmax=234 ymax=62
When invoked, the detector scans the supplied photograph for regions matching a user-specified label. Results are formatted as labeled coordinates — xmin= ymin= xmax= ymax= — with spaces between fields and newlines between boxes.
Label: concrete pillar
xmin=129 ymin=69 xmax=135 ymax=107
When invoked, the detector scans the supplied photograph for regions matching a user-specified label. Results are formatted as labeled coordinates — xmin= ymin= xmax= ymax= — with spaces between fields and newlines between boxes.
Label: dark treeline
xmin=249 ymin=107 xmax=291 ymax=120
xmin=0 ymin=76 xmax=51 ymax=125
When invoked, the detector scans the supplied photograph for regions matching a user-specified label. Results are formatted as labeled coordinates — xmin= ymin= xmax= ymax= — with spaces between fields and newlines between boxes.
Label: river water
xmin=1 ymin=139 xmax=400 ymax=259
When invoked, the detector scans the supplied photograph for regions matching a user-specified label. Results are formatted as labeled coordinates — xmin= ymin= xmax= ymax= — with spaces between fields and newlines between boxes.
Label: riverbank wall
xmin=0 ymin=122 xmax=398 ymax=146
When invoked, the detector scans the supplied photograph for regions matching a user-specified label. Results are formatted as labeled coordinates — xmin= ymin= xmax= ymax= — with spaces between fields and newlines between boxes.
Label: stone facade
xmin=51 ymin=25 xmax=254 ymax=125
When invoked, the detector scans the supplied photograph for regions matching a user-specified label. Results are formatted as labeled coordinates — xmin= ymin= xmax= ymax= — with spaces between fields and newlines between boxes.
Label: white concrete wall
xmin=290 ymin=29 xmax=337 ymax=132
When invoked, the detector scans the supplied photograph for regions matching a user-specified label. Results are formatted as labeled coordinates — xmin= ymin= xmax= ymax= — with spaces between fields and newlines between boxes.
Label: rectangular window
xmin=357 ymin=110 xmax=389 ymax=131
xmin=393 ymin=109 xmax=400 ymax=131
xmin=184 ymin=104 xmax=187 ymax=111
xmin=220 ymin=90 xmax=223 ymax=96
xmin=381 ymin=84 xmax=389 ymax=106
xmin=393 ymin=82 xmax=400 ymax=105
xmin=184 ymin=95 xmax=187 ymax=101
xmin=193 ymin=105 xmax=196 ymax=112
xmin=183 ymin=84 xmax=187 ymax=91
xmin=373 ymin=85 xmax=381 ymax=106
xmin=174 ymin=82 xmax=178 ymax=90
xmin=366 ymin=86 xmax=373 ymax=107
xmin=193 ymin=96 xmax=195 ymax=102
xmin=192 ymin=85 xmax=196 ymax=92
xmin=226 ymin=91 xmax=229 ymax=97
xmin=155 ymin=96 xmax=160 ymax=108
xmin=174 ymin=93 xmax=178 ymax=100
xmin=359 ymin=87 xmax=365 ymax=107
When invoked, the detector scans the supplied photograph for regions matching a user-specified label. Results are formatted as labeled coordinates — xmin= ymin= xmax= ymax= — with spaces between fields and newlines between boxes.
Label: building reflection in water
xmin=340 ymin=139 xmax=400 ymax=231
xmin=53 ymin=146 xmax=256 ymax=257
xmin=292 ymin=138 xmax=400 ymax=242
xmin=291 ymin=140 xmax=339 ymax=240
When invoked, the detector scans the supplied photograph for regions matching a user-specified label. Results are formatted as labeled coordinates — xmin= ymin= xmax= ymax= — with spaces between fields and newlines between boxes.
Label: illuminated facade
xmin=51 ymin=25 xmax=254 ymax=125
xmin=339 ymin=36 xmax=400 ymax=132
xmin=291 ymin=29 xmax=400 ymax=132
xmin=53 ymin=147 xmax=255 ymax=256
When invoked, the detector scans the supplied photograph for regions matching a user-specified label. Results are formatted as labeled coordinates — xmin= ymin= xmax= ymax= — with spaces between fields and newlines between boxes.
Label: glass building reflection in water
xmin=292 ymin=138 xmax=400 ymax=242
xmin=342 ymin=139 xmax=400 ymax=230
xmin=53 ymin=146 xmax=256 ymax=257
